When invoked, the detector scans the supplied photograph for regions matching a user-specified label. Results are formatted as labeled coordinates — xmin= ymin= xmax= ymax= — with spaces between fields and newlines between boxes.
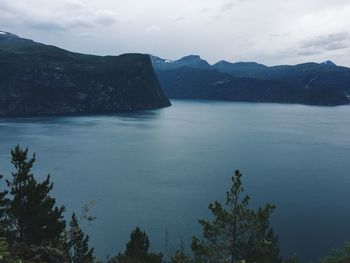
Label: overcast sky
xmin=1 ymin=0 xmax=350 ymax=66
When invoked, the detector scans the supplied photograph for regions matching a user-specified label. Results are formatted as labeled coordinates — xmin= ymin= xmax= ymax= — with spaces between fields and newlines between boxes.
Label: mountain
xmin=321 ymin=60 xmax=337 ymax=67
xmin=215 ymin=62 xmax=350 ymax=96
xmin=150 ymin=55 xmax=210 ymax=71
xmin=157 ymin=67 xmax=349 ymax=106
xmin=0 ymin=31 xmax=170 ymax=117
xmin=212 ymin=60 xmax=268 ymax=77
xmin=152 ymin=55 xmax=350 ymax=106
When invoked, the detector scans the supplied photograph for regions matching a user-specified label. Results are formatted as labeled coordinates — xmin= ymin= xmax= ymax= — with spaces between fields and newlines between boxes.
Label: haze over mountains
xmin=151 ymin=55 xmax=350 ymax=106
xmin=0 ymin=31 xmax=170 ymax=117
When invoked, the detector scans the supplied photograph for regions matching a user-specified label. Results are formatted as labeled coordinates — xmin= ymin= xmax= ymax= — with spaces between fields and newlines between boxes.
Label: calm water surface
xmin=0 ymin=100 xmax=350 ymax=261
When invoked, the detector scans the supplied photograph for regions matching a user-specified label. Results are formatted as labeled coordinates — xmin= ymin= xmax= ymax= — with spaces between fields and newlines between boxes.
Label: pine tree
xmin=245 ymin=205 xmax=280 ymax=263
xmin=66 ymin=212 xmax=94 ymax=263
xmin=0 ymin=237 xmax=11 ymax=260
xmin=318 ymin=243 xmax=350 ymax=263
xmin=125 ymin=227 xmax=149 ymax=258
xmin=0 ymin=174 xmax=8 ymax=236
xmin=171 ymin=241 xmax=193 ymax=263
xmin=115 ymin=227 xmax=163 ymax=263
xmin=0 ymin=236 xmax=20 ymax=263
xmin=283 ymin=255 xmax=301 ymax=263
xmin=6 ymin=145 xmax=66 ymax=245
xmin=192 ymin=170 xmax=281 ymax=263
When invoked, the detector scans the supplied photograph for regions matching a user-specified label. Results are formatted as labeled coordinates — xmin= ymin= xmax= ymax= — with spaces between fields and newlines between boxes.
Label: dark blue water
xmin=0 ymin=100 xmax=350 ymax=262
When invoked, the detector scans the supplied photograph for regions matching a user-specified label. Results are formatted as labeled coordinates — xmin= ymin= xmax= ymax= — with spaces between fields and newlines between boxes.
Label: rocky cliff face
xmin=0 ymin=32 xmax=170 ymax=117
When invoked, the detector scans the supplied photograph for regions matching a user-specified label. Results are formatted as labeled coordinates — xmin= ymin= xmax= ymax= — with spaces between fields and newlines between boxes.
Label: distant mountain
xmin=150 ymin=55 xmax=210 ymax=71
xmin=321 ymin=60 xmax=337 ymax=67
xmin=212 ymin=61 xmax=268 ymax=78
xmin=0 ymin=31 xmax=170 ymax=117
xmin=157 ymin=67 xmax=349 ymax=106
xmin=151 ymin=55 xmax=350 ymax=106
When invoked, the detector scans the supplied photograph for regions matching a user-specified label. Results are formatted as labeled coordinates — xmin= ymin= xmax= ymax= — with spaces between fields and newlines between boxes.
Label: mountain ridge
xmin=151 ymin=54 xmax=341 ymax=69
xmin=0 ymin=32 xmax=171 ymax=117
xmin=151 ymin=55 xmax=350 ymax=106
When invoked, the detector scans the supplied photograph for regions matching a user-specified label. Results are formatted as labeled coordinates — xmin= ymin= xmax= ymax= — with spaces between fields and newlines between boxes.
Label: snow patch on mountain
xmin=321 ymin=60 xmax=337 ymax=66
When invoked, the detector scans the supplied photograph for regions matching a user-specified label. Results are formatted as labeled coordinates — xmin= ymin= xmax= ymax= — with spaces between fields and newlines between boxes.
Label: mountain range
xmin=0 ymin=31 xmax=170 ymax=117
xmin=151 ymin=55 xmax=350 ymax=106
xmin=1 ymin=30 xmax=349 ymax=117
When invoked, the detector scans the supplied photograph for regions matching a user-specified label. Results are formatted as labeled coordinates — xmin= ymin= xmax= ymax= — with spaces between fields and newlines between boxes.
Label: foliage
xmin=5 ymin=145 xmax=66 ymax=246
xmin=0 ymin=236 xmax=28 ymax=263
xmin=14 ymin=243 xmax=67 ymax=263
xmin=125 ymin=227 xmax=150 ymax=258
xmin=109 ymin=227 xmax=163 ymax=263
xmin=0 ymin=174 xmax=8 ymax=237
xmin=171 ymin=241 xmax=193 ymax=263
xmin=283 ymin=255 xmax=302 ymax=263
xmin=318 ymin=243 xmax=350 ymax=263
xmin=245 ymin=204 xmax=280 ymax=263
xmin=0 ymin=237 xmax=10 ymax=258
xmin=192 ymin=170 xmax=281 ymax=263
xmin=65 ymin=212 xmax=95 ymax=263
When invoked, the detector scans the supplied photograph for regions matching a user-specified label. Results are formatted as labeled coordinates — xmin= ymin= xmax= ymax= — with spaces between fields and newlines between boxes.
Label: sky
xmin=1 ymin=0 xmax=350 ymax=66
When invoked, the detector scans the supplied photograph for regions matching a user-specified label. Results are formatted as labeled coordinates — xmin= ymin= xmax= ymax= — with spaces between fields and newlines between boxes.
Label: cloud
xmin=219 ymin=0 xmax=255 ymax=12
xmin=198 ymin=7 xmax=214 ymax=14
xmin=300 ymin=32 xmax=349 ymax=50
xmin=269 ymin=32 xmax=292 ymax=38
xmin=296 ymin=32 xmax=350 ymax=59
xmin=297 ymin=50 xmax=323 ymax=56
xmin=25 ymin=21 xmax=66 ymax=32
xmin=220 ymin=2 xmax=236 ymax=12
xmin=78 ymin=32 xmax=98 ymax=39
xmin=213 ymin=14 xmax=224 ymax=21
xmin=93 ymin=11 xmax=119 ymax=26
xmin=0 ymin=0 xmax=118 ymax=32
xmin=172 ymin=16 xmax=186 ymax=23
xmin=324 ymin=42 xmax=349 ymax=51
xmin=146 ymin=25 xmax=161 ymax=35
xmin=1 ymin=0 xmax=350 ymax=67
xmin=271 ymin=32 xmax=350 ymax=59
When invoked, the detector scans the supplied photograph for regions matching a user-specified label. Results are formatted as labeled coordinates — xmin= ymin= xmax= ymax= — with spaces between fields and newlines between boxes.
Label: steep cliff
xmin=0 ymin=32 xmax=170 ymax=116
